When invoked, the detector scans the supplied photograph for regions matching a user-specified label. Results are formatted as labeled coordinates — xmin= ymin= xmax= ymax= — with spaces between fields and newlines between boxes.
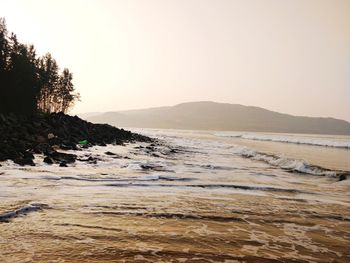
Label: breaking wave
xmin=231 ymin=146 xmax=349 ymax=178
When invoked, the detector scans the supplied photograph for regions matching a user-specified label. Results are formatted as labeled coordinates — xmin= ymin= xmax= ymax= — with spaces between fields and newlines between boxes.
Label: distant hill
xmin=84 ymin=101 xmax=350 ymax=135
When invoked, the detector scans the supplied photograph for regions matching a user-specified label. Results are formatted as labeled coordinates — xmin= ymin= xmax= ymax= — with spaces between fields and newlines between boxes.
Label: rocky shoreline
xmin=0 ymin=112 xmax=152 ymax=166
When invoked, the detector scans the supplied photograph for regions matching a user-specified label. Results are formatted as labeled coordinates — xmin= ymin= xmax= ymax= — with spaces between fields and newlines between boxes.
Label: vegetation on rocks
xmin=0 ymin=17 xmax=151 ymax=166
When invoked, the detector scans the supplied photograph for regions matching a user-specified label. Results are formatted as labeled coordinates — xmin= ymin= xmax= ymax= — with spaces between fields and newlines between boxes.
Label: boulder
xmin=43 ymin=156 xmax=53 ymax=164
xmin=59 ymin=161 xmax=68 ymax=167
xmin=14 ymin=157 xmax=35 ymax=166
xmin=46 ymin=151 xmax=77 ymax=164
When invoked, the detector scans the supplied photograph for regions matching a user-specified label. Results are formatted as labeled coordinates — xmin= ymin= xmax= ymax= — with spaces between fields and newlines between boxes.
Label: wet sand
xmin=1 ymin=130 xmax=349 ymax=262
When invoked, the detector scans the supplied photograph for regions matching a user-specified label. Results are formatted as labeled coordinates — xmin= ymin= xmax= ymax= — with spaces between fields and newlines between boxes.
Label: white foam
xmin=231 ymin=145 xmax=338 ymax=176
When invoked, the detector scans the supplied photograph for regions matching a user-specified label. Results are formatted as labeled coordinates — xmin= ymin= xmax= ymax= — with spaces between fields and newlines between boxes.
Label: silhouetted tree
xmin=37 ymin=53 xmax=60 ymax=113
xmin=0 ymin=17 xmax=79 ymax=115
xmin=0 ymin=17 xmax=11 ymax=113
xmin=36 ymin=54 xmax=79 ymax=113
xmin=58 ymin=68 xmax=80 ymax=112
xmin=8 ymin=33 xmax=39 ymax=114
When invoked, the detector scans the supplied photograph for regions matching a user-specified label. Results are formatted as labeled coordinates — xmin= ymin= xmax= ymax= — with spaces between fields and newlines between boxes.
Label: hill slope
xmin=86 ymin=101 xmax=350 ymax=135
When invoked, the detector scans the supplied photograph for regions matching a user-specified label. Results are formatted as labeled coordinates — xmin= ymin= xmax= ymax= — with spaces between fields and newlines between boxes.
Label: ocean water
xmin=0 ymin=129 xmax=349 ymax=262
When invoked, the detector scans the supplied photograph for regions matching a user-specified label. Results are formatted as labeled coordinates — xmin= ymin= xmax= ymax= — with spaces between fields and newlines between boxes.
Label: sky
xmin=1 ymin=0 xmax=350 ymax=121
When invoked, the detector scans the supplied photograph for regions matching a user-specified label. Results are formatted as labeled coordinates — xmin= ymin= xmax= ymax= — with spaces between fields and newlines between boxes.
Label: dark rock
xmin=48 ymin=137 xmax=63 ymax=146
xmin=36 ymin=135 xmax=46 ymax=143
xmin=339 ymin=174 xmax=347 ymax=181
xmin=22 ymin=151 xmax=34 ymax=160
xmin=47 ymin=151 xmax=77 ymax=164
xmin=77 ymin=156 xmax=97 ymax=163
xmin=43 ymin=156 xmax=53 ymax=164
xmin=0 ymin=112 xmax=152 ymax=165
xmin=140 ymin=164 xmax=153 ymax=170
xmin=105 ymin=151 xmax=116 ymax=156
xmin=60 ymin=143 xmax=76 ymax=150
xmin=14 ymin=157 xmax=35 ymax=166
xmin=34 ymin=143 xmax=52 ymax=154
xmin=59 ymin=161 xmax=68 ymax=167
xmin=140 ymin=164 xmax=164 ymax=171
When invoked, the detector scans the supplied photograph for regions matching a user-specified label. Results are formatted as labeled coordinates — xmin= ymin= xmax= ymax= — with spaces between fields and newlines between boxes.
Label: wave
xmin=231 ymin=146 xmax=349 ymax=178
xmin=215 ymin=132 xmax=350 ymax=149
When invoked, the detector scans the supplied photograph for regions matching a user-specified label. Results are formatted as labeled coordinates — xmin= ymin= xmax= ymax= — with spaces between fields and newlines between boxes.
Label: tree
xmin=8 ymin=34 xmax=40 ymax=114
xmin=37 ymin=55 xmax=80 ymax=113
xmin=0 ymin=18 xmax=11 ymax=113
xmin=37 ymin=53 xmax=60 ymax=113
xmin=0 ymin=17 xmax=80 ymax=115
xmin=58 ymin=68 xmax=80 ymax=113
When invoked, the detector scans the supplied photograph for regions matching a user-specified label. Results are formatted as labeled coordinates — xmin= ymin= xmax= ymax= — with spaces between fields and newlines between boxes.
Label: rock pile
xmin=0 ymin=112 xmax=151 ymax=166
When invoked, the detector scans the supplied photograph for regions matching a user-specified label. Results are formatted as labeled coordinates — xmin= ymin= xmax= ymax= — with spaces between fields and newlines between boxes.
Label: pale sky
xmin=1 ymin=0 xmax=350 ymax=121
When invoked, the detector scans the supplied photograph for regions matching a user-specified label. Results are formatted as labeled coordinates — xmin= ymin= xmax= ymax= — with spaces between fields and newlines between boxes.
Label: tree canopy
xmin=0 ymin=17 xmax=79 ymax=114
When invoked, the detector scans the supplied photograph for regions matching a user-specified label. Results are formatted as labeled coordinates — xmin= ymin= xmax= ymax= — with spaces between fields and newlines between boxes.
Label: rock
xmin=339 ymin=174 xmax=347 ymax=181
xmin=0 ymin=112 xmax=152 ymax=166
xmin=140 ymin=164 xmax=163 ymax=171
xmin=61 ymin=141 xmax=77 ymax=150
xmin=59 ymin=161 xmax=68 ymax=167
xmin=48 ymin=137 xmax=63 ymax=146
xmin=36 ymin=135 xmax=46 ymax=143
xmin=43 ymin=156 xmax=53 ymax=164
xmin=14 ymin=157 xmax=35 ymax=166
xmin=77 ymin=156 xmax=98 ymax=163
xmin=105 ymin=151 xmax=116 ymax=156
xmin=47 ymin=151 xmax=77 ymax=164
xmin=34 ymin=143 xmax=52 ymax=154
xmin=22 ymin=151 xmax=34 ymax=160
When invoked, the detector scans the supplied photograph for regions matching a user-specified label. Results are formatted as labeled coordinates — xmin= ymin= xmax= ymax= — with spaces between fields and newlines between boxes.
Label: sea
xmin=0 ymin=129 xmax=349 ymax=262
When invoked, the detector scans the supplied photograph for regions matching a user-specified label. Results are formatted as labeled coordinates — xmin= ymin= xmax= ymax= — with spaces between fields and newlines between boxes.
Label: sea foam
xmin=230 ymin=145 xmax=344 ymax=176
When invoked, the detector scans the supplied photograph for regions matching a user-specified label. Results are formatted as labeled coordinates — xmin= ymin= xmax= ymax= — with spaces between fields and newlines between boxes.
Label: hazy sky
xmin=1 ymin=0 xmax=350 ymax=121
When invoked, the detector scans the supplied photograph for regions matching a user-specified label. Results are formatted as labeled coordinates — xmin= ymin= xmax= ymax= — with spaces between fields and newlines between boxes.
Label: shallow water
xmin=0 ymin=129 xmax=349 ymax=262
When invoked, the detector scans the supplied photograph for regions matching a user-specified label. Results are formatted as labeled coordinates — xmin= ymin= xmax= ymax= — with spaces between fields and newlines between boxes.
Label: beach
xmin=1 ymin=129 xmax=349 ymax=262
